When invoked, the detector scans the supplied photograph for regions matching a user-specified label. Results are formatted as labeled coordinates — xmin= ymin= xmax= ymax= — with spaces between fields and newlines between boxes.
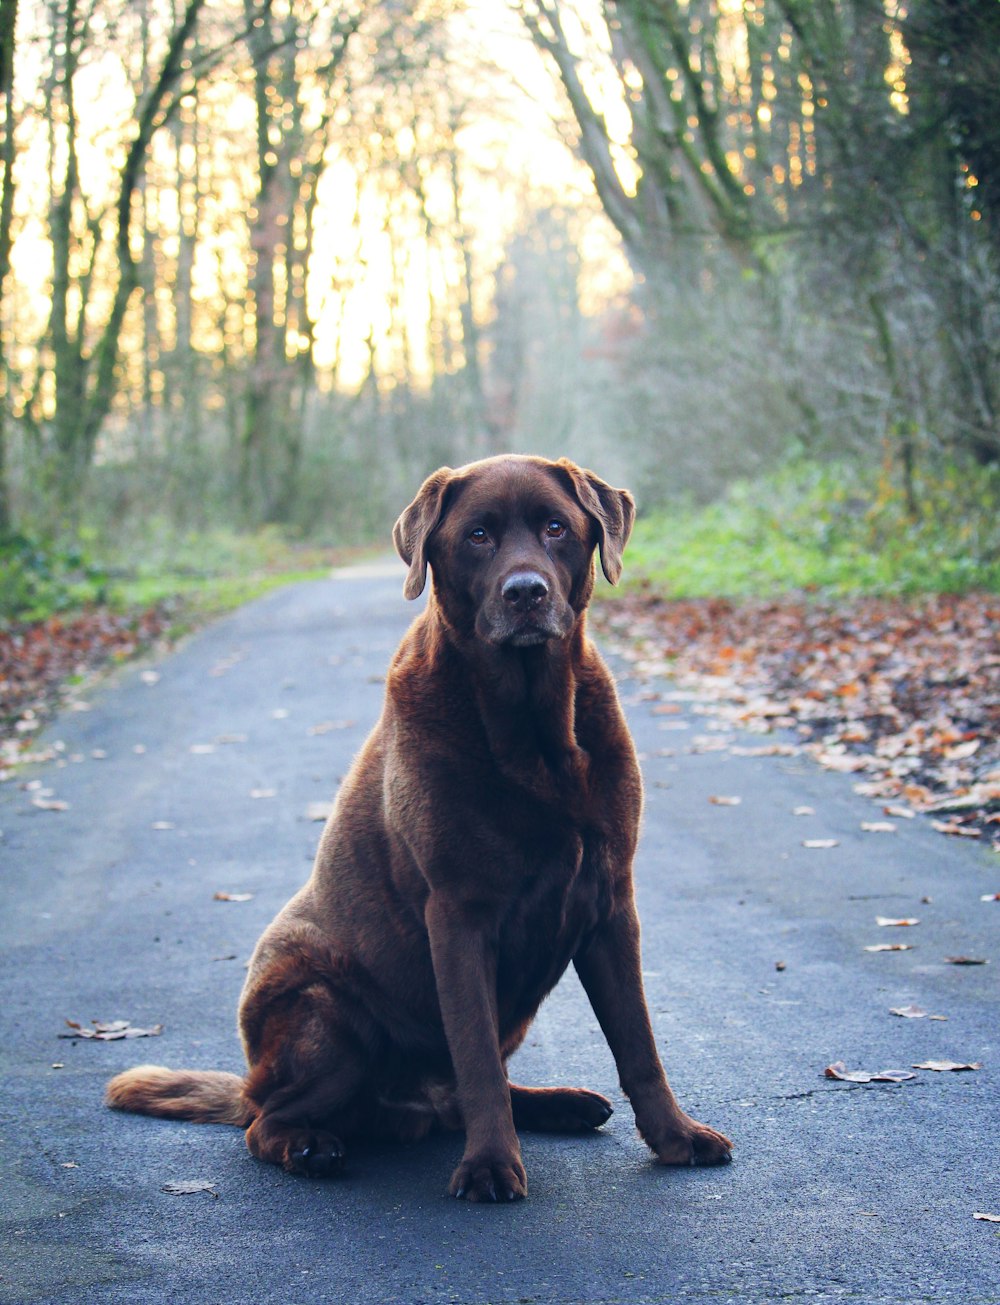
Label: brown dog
xmin=107 ymin=454 xmax=732 ymax=1200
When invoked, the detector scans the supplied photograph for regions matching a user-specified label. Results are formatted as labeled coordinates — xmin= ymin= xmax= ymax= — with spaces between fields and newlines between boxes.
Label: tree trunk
xmin=0 ymin=0 xmax=19 ymax=533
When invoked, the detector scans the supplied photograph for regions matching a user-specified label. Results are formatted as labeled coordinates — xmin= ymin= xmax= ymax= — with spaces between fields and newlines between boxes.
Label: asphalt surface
xmin=1 ymin=560 xmax=997 ymax=1305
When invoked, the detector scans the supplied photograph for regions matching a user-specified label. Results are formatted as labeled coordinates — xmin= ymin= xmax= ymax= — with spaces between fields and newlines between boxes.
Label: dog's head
xmin=393 ymin=455 xmax=635 ymax=647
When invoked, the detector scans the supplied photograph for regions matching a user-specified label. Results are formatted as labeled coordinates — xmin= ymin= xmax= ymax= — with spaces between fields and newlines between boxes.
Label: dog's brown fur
xmin=107 ymin=454 xmax=732 ymax=1200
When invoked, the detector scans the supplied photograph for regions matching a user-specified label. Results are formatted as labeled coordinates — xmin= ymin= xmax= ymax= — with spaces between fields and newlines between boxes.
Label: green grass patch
xmin=622 ymin=459 xmax=1000 ymax=598
xmin=0 ymin=524 xmax=370 ymax=625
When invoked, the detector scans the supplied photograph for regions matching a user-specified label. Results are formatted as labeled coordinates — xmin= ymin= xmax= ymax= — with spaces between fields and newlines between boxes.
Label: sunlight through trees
xmin=0 ymin=0 xmax=996 ymax=544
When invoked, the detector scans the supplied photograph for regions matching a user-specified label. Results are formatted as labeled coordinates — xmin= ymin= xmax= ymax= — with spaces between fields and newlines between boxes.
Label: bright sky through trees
xmin=7 ymin=0 xmax=629 ymax=397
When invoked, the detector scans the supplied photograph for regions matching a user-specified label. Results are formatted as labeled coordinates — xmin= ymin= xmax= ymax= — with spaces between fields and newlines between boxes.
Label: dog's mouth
xmin=507 ymin=623 xmax=554 ymax=647
xmin=481 ymin=605 xmax=572 ymax=648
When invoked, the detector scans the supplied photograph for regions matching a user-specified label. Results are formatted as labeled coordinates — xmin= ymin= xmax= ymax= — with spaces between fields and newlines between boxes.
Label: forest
xmin=0 ymin=0 xmax=998 ymax=605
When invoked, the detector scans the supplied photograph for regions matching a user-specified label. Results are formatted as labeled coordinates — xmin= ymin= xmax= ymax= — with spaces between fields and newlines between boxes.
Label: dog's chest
xmin=493 ymin=828 xmax=604 ymax=1023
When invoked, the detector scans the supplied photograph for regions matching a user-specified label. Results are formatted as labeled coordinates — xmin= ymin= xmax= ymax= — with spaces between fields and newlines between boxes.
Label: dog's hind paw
xmin=509 ymin=1083 xmax=613 ymax=1132
xmin=246 ymin=1115 xmax=347 ymax=1177
xmin=286 ymin=1132 xmax=347 ymax=1178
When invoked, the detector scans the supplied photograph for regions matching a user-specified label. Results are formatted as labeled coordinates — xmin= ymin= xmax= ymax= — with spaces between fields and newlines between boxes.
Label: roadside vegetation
xmin=625 ymin=459 xmax=1000 ymax=599
xmin=0 ymin=527 xmax=356 ymax=748
xmin=0 ymin=526 xmax=348 ymax=625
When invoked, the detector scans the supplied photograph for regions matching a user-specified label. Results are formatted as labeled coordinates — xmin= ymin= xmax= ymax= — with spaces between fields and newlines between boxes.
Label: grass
xmin=0 ymin=524 xmax=371 ymax=626
xmin=621 ymin=458 xmax=1000 ymax=598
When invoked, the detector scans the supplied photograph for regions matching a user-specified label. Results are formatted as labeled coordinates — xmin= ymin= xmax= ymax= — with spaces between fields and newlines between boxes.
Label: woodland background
xmin=0 ymin=0 xmax=998 ymax=607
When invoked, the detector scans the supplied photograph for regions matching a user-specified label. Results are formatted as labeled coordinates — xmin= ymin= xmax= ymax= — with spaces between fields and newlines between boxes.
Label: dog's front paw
xmin=449 ymin=1150 xmax=528 ymax=1202
xmin=652 ymin=1117 xmax=733 ymax=1167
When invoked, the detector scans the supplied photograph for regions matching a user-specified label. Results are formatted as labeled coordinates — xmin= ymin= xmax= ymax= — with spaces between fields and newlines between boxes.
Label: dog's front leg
xmin=574 ymin=899 xmax=733 ymax=1167
xmin=425 ymin=894 xmax=528 ymax=1201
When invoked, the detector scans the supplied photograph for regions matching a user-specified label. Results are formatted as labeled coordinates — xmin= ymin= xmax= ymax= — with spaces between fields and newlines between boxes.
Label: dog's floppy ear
xmin=393 ymin=466 xmax=454 ymax=599
xmin=556 ymin=458 xmax=636 ymax=585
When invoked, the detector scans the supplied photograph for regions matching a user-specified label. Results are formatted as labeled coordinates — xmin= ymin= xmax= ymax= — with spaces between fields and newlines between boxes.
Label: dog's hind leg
xmin=509 ymin=1083 xmax=613 ymax=1132
xmin=242 ymin=981 xmax=370 ymax=1178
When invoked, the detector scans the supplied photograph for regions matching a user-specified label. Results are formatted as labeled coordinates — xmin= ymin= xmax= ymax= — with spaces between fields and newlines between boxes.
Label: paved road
xmin=1 ymin=562 xmax=997 ymax=1304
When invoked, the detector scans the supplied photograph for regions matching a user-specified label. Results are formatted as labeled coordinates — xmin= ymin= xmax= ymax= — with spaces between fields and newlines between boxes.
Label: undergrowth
xmin=623 ymin=459 xmax=1000 ymax=598
xmin=0 ymin=524 xmax=357 ymax=625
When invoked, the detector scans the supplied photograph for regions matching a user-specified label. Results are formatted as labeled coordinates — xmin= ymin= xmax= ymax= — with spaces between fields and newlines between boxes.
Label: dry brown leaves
xmin=597 ymin=593 xmax=999 ymax=848
xmin=0 ymin=606 xmax=174 ymax=761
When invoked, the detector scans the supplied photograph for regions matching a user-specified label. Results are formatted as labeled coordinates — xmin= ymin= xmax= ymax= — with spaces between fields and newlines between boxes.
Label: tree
xmin=519 ymin=0 xmax=1000 ymax=487
xmin=24 ymin=0 xmax=209 ymax=525
xmin=0 ymin=0 xmax=18 ymax=531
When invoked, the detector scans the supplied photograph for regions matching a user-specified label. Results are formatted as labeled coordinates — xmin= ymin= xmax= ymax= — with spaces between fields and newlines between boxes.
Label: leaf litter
xmin=0 ymin=606 xmax=175 ymax=767
xmin=596 ymin=593 xmax=999 ymax=847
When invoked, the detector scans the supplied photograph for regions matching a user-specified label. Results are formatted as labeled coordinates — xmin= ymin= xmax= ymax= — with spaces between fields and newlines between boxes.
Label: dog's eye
xmin=545 ymin=519 xmax=567 ymax=539
xmin=468 ymin=526 xmax=490 ymax=545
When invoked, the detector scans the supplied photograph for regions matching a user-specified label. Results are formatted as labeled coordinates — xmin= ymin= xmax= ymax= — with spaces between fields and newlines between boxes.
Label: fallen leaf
xmin=864 ymin=943 xmax=912 ymax=952
xmin=162 ymin=1180 xmax=219 ymax=1198
xmin=32 ymin=797 xmax=69 ymax=812
xmin=793 ymin=805 xmax=815 ymax=816
xmin=861 ymin=821 xmax=897 ymax=833
xmin=307 ymin=720 xmax=354 ymax=735
xmin=210 ymin=656 xmax=242 ymax=677
xmin=973 ymin=1212 xmax=1000 ymax=1223
xmin=189 ymin=743 xmax=215 ymax=755
xmin=60 ymin=1019 xmax=163 ymax=1041
xmin=890 ymin=1004 xmax=928 ymax=1018
xmin=945 ymin=956 xmax=988 ymax=965
xmin=884 ymin=805 xmax=915 ymax=819
xmin=306 ymin=801 xmax=333 ymax=822
xmin=803 ymin=839 xmax=839 ymax=849
xmin=271 ymin=708 xmax=289 ymax=720
xmin=213 ymin=891 xmax=253 ymax=902
xmin=140 ymin=671 xmax=160 ymax=685
xmin=932 ymin=820 xmax=981 ymax=839
xmin=944 ymin=739 xmax=981 ymax=760
xmin=876 ymin=917 xmax=920 ymax=927
xmin=912 ymin=1060 xmax=981 ymax=1072
xmin=151 ymin=820 xmax=175 ymax=831
xmin=650 ymin=703 xmax=682 ymax=715
xmin=250 ymin=788 xmax=276 ymax=799
xmin=709 ymin=795 xmax=741 ymax=806
xmin=730 ymin=744 xmax=799 ymax=757
xmin=980 ymin=893 xmax=1000 ymax=902
xmin=824 ymin=1061 xmax=916 ymax=1084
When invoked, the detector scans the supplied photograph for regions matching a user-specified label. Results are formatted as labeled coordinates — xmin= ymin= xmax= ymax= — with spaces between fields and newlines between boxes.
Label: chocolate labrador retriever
xmin=107 ymin=454 xmax=732 ymax=1200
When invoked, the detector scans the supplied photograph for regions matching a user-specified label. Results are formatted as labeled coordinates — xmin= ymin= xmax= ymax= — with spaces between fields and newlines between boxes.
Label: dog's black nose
xmin=502 ymin=571 xmax=549 ymax=610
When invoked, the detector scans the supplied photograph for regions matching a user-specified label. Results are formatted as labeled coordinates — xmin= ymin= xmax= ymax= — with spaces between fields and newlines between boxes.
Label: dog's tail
xmin=106 ymin=1065 xmax=253 ymax=1127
